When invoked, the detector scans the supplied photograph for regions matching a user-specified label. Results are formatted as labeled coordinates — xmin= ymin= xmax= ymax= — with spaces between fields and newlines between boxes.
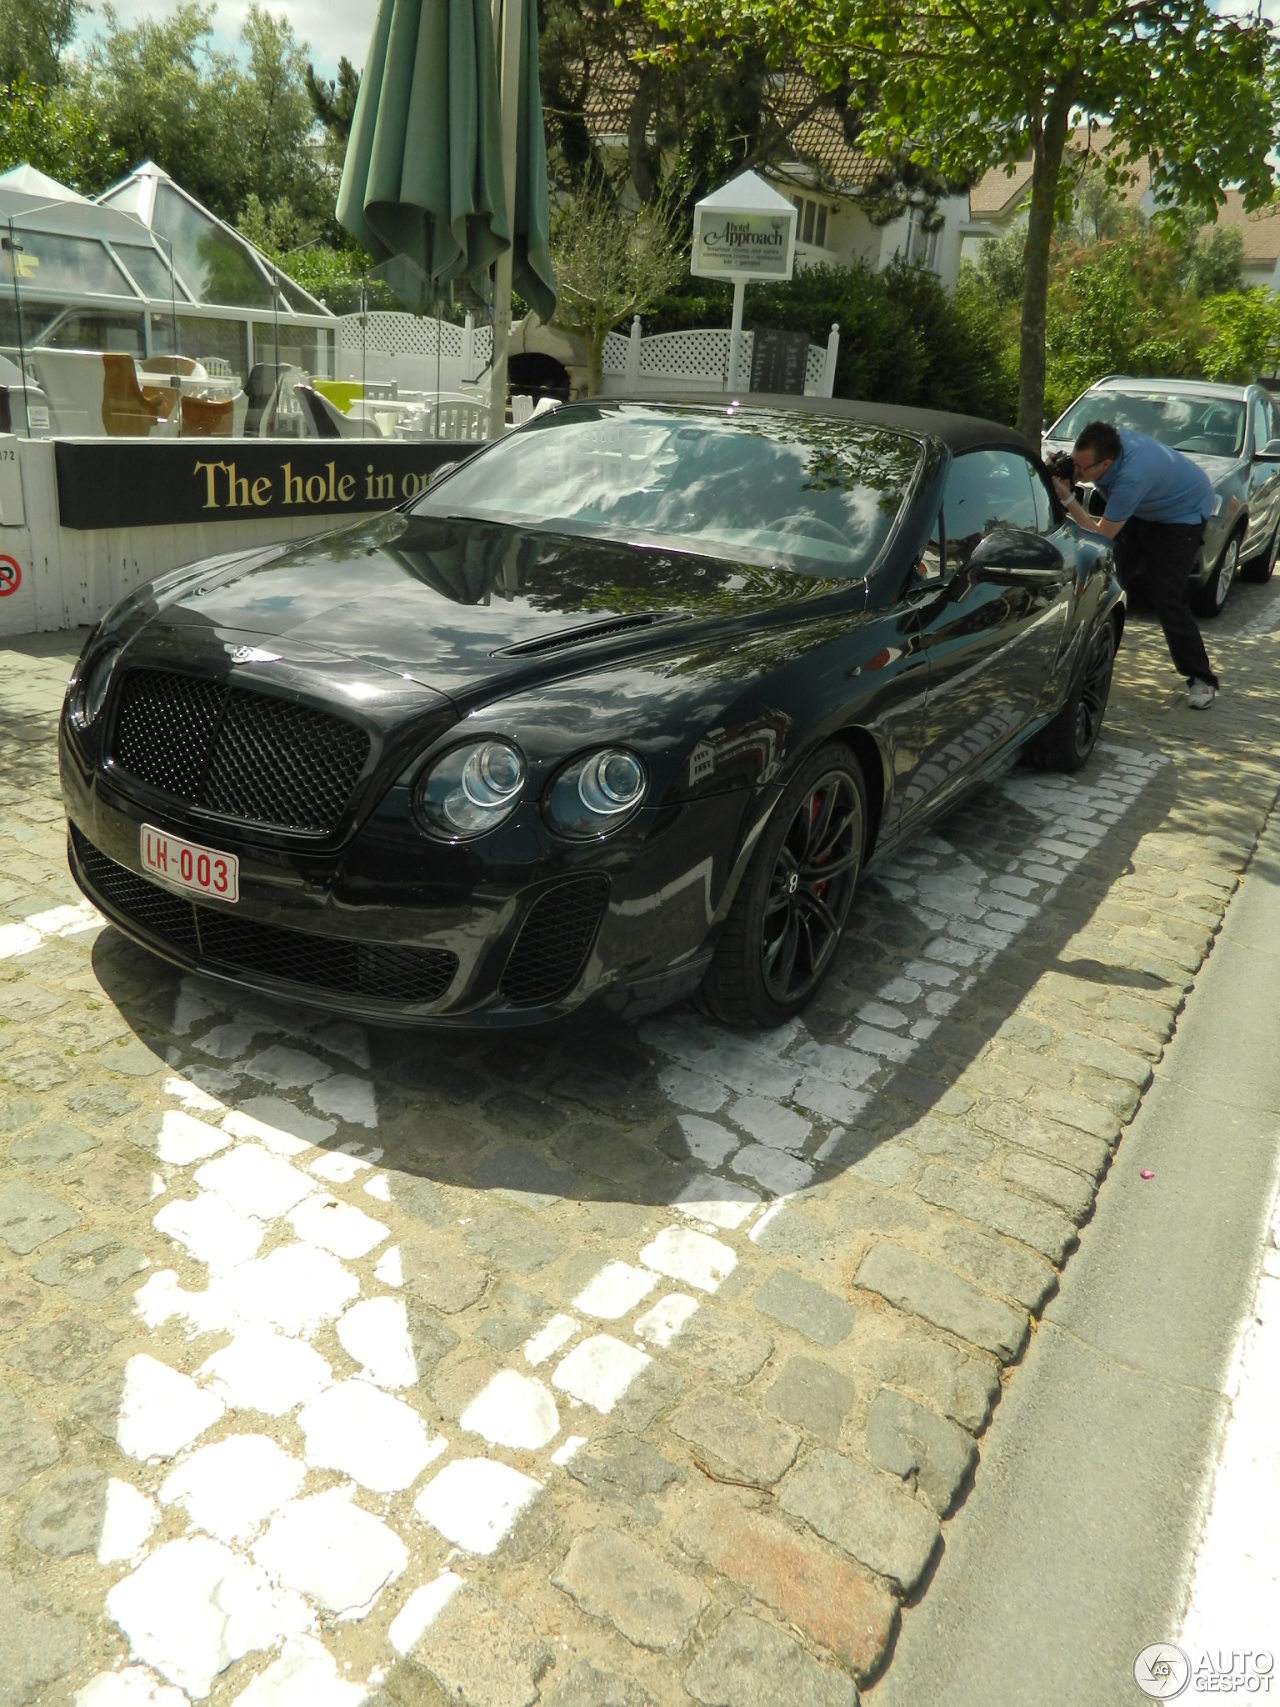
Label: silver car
xmin=1043 ymin=375 xmax=1280 ymax=615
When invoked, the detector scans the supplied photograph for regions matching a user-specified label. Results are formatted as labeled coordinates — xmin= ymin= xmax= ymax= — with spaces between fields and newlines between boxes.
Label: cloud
xmin=77 ymin=0 xmax=378 ymax=77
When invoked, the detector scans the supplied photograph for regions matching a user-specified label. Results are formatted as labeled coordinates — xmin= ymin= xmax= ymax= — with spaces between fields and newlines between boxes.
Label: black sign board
xmin=53 ymin=438 xmax=476 ymax=532
xmin=749 ymin=326 xmax=810 ymax=395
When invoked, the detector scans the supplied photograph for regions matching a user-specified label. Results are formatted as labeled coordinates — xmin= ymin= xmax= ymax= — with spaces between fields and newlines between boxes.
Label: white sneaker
xmin=1188 ymin=678 xmax=1216 ymax=710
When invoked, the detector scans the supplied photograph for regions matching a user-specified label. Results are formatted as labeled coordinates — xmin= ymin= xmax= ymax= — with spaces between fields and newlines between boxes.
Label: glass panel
xmin=1052 ymin=388 xmax=1246 ymax=456
xmin=277 ymin=275 xmax=328 ymax=315
xmin=416 ymin=403 xmax=922 ymax=578
xmin=0 ymin=298 xmax=61 ymax=351
xmin=2 ymin=231 xmax=132 ymax=298
xmin=943 ymin=450 xmax=1039 ymax=564
xmin=251 ymin=319 xmax=330 ymax=377
xmin=113 ymin=244 xmax=182 ymax=303
xmin=152 ymin=184 xmax=273 ymax=308
xmin=34 ymin=307 xmax=145 ymax=354
xmin=815 ymin=206 xmax=827 ymax=248
xmin=166 ymin=316 xmax=248 ymax=382
xmin=802 ymin=201 xmax=816 ymax=244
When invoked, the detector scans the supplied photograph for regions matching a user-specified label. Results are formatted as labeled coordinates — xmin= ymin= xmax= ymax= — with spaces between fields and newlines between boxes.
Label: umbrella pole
xmin=489 ymin=0 xmax=523 ymax=439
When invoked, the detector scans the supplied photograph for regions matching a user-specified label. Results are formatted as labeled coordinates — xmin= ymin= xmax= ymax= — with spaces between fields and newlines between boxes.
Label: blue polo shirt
xmin=1095 ymin=428 xmax=1216 ymax=527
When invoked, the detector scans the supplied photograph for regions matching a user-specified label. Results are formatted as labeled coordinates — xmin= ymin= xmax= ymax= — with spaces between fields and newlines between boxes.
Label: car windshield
xmin=1051 ymin=389 xmax=1246 ymax=459
xmin=412 ymin=403 xmax=923 ymax=577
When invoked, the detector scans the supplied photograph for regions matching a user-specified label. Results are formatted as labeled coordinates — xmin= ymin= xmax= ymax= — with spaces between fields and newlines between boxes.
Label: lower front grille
xmin=499 ymin=876 xmax=609 ymax=1006
xmin=73 ymin=829 xmax=457 ymax=1006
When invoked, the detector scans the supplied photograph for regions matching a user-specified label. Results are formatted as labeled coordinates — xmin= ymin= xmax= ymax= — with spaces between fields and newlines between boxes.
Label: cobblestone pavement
xmin=2 ymin=578 xmax=1279 ymax=1707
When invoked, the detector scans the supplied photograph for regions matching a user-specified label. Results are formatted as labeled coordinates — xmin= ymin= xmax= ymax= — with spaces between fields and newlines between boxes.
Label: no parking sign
xmin=0 ymin=554 xmax=21 ymax=596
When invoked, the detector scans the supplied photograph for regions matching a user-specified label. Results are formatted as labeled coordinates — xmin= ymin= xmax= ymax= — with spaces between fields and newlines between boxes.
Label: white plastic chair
xmin=511 ymin=394 xmax=534 ymax=425
xmin=31 ymin=349 xmax=108 ymax=435
xmin=434 ymin=399 xmax=490 ymax=441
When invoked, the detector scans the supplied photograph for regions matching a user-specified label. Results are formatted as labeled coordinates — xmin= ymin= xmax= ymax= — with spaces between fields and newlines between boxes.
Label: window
xmin=904 ymin=206 xmax=939 ymax=272
xmin=792 ymin=196 xmax=829 ymax=249
xmin=942 ymin=450 xmax=1039 ymax=566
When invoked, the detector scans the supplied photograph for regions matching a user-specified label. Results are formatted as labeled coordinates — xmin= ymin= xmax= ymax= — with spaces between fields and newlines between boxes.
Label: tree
xmin=71 ymin=2 xmax=325 ymax=224
xmin=549 ymin=184 xmax=686 ymax=392
xmin=0 ymin=74 xmax=124 ymax=189
xmin=0 ymin=0 xmax=82 ymax=91
xmin=636 ymin=0 xmax=1280 ymax=441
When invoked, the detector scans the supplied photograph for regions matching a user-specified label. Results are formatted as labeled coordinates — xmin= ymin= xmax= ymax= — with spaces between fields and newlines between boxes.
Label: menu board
xmin=749 ymin=326 xmax=809 ymax=394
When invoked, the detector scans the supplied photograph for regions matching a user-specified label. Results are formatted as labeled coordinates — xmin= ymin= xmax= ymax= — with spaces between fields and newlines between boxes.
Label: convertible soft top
xmin=626 ymin=392 xmax=1036 ymax=459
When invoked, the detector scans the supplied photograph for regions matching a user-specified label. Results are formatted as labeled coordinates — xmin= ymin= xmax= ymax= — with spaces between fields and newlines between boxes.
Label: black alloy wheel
xmin=1028 ymin=620 xmax=1116 ymax=773
xmin=700 ymin=743 xmax=867 ymax=1028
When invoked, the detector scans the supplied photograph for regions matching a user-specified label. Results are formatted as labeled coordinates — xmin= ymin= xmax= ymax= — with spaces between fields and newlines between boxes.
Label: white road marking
xmin=413 ymin=1458 xmax=542 ymax=1557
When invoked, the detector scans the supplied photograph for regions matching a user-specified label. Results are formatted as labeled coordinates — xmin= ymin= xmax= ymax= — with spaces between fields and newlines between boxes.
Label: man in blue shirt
xmin=1050 ymin=420 xmax=1219 ymax=709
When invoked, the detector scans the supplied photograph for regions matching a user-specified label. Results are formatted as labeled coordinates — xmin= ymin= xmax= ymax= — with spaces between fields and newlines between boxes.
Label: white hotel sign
xmin=691 ymin=172 xmax=798 ymax=282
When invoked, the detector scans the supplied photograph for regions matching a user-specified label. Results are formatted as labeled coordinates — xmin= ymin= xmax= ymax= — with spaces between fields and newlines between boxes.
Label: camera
xmin=1046 ymin=451 xmax=1076 ymax=483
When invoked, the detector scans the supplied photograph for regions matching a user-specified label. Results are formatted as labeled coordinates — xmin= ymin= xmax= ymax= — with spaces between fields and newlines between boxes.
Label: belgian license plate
xmin=141 ymin=825 xmax=239 ymax=902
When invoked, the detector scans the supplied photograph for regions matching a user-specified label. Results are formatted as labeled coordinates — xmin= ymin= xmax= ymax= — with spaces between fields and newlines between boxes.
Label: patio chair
xmin=31 ymin=349 xmax=111 ymax=436
xmin=434 ymin=399 xmax=490 ymax=441
xmin=244 ymin=363 xmax=286 ymax=436
xmin=100 ymin=352 xmax=177 ymax=436
xmin=179 ymin=392 xmax=238 ymax=437
xmin=296 ymin=384 xmax=364 ymax=439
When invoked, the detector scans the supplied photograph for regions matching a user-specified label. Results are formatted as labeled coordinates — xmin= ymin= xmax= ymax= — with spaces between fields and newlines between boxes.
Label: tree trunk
xmin=1017 ymin=74 xmax=1078 ymax=443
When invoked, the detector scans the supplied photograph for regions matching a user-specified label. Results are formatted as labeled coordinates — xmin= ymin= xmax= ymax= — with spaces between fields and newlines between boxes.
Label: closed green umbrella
xmin=337 ymin=0 xmax=555 ymax=323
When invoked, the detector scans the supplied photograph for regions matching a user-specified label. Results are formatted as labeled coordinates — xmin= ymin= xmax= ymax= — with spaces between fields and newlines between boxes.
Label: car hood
xmin=149 ymin=509 xmax=852 ymax=700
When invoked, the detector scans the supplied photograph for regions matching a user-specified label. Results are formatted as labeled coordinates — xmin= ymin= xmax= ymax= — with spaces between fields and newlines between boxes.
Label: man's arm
xmin=1051 ymin=477 xmax=1124 ymax=539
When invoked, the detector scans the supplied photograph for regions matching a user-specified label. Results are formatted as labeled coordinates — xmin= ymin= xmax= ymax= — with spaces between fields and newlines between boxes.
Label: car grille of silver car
xmin=108 ymin=668 xmax=371 ymax=834
xmin=72 ymin=828 xmax=459 ymax=1006
xmin=498 ymin=875 xmax=610 ymax=1006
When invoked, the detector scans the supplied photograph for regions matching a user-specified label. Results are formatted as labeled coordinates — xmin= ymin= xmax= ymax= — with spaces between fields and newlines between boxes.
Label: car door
xmin=1244 ymin=391 xmax=1280 ymax=555
xmin=895 ymin=447 xmax=1074 ymax=831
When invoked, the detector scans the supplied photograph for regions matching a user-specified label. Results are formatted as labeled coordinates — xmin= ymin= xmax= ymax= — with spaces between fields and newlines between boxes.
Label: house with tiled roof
xmin=577 ymin=58 xmax=971 ymax=290
xmin=963 ymin=124 xmax=1280 ymax=289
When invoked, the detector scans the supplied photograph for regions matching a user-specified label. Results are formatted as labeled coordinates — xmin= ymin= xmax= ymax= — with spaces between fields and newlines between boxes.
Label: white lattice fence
xmin=602 ymin=325 xmax=832 ymax=396
xmin=334 ymin=312 xmax=492 ymax=392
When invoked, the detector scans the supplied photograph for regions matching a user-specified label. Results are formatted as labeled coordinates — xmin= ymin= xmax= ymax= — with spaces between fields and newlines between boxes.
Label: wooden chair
xmin=179 ymin=393 xmax=237 ymax=437
xmin=101 ymin=352 xmax=175 ymax=436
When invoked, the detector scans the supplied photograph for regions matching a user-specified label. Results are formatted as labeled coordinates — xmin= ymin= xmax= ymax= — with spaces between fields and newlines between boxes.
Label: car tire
xmin=1241 ymin=519 xmax=1280 ymax=584
xmin=699 ymin=743 xmax=867 ymax=1029
xmin=1027 ymin=620 xmax=1116 ymax=773
xmin=1191 ymin=529 xmax=1242 ymax=616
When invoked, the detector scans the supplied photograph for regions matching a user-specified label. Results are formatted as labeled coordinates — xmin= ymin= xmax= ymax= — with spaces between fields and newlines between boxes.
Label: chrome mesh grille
xmin=110 ymin=668 xmax=370 ymax=834
xmin=72 ymin=829 xmax=457 ymax=1006
xmin=499 ymin=876 xmax=609 ymax=1006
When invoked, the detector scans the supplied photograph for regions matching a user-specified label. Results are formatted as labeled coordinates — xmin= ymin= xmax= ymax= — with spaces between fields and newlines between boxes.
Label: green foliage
xmin=1199 ymin=292 xmax=1280 ymax=384
xmin=0 ymin=74 xmax=124 ymax=190
xmin=646 ymin=259 xmax=1016 ymax=422
xmin=634 ymin=0 xmax=1280 ymax=438
xmin=70 ymin=2 xmax=325 ymax=224
xmin=551 ymin=183 xmax=688 ymax=391
xmin=0 ymin=0 xmax=81 ymax=90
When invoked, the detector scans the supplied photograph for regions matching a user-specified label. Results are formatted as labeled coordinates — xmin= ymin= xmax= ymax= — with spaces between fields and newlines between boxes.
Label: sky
xmin=77 ymin=0 xmax=1280 ymax=85
xmin=75 ymin=0 xmax=381 ymax=80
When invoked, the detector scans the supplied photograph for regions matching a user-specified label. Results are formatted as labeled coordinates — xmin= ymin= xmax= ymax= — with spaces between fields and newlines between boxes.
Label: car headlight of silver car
xmin=71 ymin=642 xmax=122 ymax=729
xmin=414 ymin=737 xmax=527 ymax=839
xmin=545 ymin=748 xmax=647 ymax=838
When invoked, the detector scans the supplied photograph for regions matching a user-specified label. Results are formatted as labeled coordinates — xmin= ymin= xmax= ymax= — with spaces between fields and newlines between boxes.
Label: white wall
xmin=0 ymin=437 xmax=330 ymax=638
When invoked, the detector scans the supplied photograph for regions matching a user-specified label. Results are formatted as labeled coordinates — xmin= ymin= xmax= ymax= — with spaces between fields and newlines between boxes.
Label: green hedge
xmin=642 ymin=259 xmax=1017 ymax=425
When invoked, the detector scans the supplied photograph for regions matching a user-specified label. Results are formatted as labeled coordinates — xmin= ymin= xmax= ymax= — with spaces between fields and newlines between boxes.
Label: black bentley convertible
xmin=60 ymin=398 xmax=1124 ymax=1029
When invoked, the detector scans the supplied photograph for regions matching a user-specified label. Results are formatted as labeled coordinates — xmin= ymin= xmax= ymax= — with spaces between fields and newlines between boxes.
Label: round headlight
xmin=578 ymin=750 xmax=646 ymax=815
xmin=73 ymin=643 xmax=122 ymax=728
xmin=547 ymin=748 xmax=648 ymax=839
xmin=415 ymin=738 xmax=526 ymax=839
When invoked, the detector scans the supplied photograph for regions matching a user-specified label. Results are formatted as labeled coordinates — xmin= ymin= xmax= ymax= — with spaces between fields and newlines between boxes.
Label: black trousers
xmin=1112 ymin=517 xmax=1218 ymax=688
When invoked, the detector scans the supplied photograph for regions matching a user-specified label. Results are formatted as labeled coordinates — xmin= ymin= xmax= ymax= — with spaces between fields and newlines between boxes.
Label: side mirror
xmin=426 ymin=460 xmax=461 ymax=488
xmin=1258 ymin=438 xmax=1280 ymax=461
xmin=963 ymin=526 xmax=1066 ymax=585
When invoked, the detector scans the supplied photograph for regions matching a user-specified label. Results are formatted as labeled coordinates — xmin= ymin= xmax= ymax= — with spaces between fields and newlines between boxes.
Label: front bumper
xmin=60 ymin=722 xmax=745 ymax=1028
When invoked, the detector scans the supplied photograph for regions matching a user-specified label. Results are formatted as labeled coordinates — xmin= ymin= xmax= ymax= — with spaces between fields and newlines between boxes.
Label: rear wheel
xmin=1028 ymin=621 xmax=1116 ymax=773
xmin=1192 ymin=530 xmax=1241 ymax=616
xmin=700 ymin=743 xmax=867 ymax=1028
xmin=1241 ymin=519 xmax=1279 ymax=584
